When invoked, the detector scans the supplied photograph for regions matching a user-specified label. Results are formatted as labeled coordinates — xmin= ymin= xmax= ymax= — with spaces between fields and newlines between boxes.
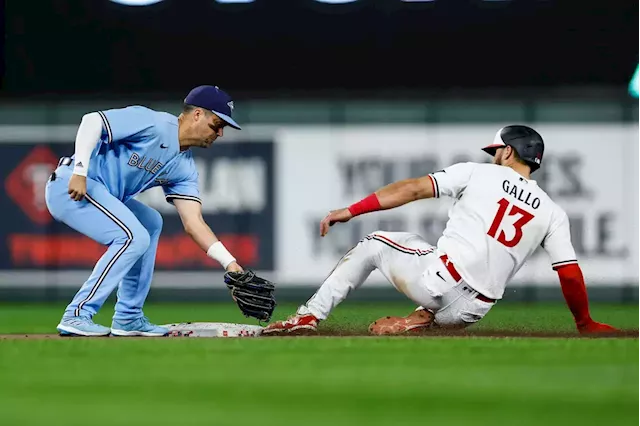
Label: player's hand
xmin=68 ymin=174 xmax=88 ymax=201
xmin=577 ymin=319 xmax=619 ymax=334
xmin=320 ymin=208 xmax=353 ymax=237
xmin=225 ymin=261 xmax=244 ymax=273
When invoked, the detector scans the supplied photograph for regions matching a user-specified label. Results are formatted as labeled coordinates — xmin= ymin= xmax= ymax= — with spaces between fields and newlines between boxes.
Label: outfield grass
xmin=0 ymin=302 xmax=637 ymax=426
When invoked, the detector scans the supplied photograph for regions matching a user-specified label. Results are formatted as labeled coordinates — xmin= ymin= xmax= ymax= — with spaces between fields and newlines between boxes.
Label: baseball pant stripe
xmin=367 ymin=234 xmax=434 ymax=256
xmin=74 ymin=193 xmax=133 ymax=317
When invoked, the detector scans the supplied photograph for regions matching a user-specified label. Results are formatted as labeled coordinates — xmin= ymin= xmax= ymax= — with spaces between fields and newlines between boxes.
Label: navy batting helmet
xmin=481 ymin=125 xmax=545 ymax=172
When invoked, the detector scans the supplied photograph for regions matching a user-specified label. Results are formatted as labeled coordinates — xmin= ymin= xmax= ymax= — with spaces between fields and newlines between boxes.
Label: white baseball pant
xmin=297 ymin=231 xmax=496 ymax=327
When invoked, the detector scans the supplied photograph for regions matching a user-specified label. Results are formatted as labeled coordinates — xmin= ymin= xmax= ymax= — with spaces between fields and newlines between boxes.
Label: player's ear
xmin=192 ymin=108 xmax=204 ymax=122
xmin=504 ymin=145 xmax=514 ymax=161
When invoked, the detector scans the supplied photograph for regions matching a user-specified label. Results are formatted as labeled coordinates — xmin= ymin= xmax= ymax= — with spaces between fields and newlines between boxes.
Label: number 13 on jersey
xmin=487 ymin=198 xmax=535 ymax=247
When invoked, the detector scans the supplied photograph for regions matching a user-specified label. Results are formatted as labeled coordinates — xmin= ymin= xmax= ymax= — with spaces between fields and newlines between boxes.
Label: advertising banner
xmin=0 ymin=141 xmax=275 ymax=273
xmin=276 ymin=125 xmax=639 ymax=286
xmin=0 ymin=124 xmax=637 ymax=289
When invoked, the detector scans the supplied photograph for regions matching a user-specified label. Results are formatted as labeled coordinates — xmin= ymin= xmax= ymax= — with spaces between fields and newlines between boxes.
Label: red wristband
xmin=348 ymin=193 xmax=382 ymax=217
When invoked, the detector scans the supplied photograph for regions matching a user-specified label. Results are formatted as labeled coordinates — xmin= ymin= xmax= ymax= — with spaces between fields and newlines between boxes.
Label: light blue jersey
xmin=45 ymin=106 xmax=202 ymax=326
xmin=45 ymin=85 xmax=242 ymax=335
xmin=85 ymin=106 xmax=200 ymax=204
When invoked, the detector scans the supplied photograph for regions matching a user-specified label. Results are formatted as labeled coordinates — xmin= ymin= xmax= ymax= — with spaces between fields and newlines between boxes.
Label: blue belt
xmin=50 ymin=157 xmax=73 ymax=181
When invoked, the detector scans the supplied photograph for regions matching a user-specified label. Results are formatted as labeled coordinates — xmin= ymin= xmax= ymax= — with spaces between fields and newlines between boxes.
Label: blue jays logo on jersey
xmin=154 ymin=171 xmax=170 ymax=185
xmin=128 ymin=153 xmax=163 ymax=174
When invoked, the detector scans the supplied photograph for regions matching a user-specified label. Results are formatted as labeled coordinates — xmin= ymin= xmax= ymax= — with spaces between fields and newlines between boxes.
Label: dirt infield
xmin=0 ymin=329 xmax=637 ymax=339
xmin=279 ymin=328 xmax=640 ymax=339
xmin=0 ymin=334 xmax=64 ymax=340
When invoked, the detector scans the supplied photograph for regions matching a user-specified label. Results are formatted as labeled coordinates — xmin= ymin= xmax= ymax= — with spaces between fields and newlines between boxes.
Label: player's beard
xmin=202 ymin=137 xmax=216 ymax=148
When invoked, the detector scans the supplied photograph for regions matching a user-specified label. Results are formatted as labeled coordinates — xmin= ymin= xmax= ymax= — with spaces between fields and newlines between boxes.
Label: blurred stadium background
xmin=0 ymin=0 xmax=638 ymax=305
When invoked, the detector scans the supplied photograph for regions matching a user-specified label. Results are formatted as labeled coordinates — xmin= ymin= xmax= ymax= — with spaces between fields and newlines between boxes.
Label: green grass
xmin=0 ymin=301 xmax=636 ymax=334
xmin=0 ymin=302 xmax=637 ymax=426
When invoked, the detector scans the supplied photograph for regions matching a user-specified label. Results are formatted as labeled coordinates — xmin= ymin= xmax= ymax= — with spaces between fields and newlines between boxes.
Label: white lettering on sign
xmin=198 ymin=158 xmax=267 ymax=213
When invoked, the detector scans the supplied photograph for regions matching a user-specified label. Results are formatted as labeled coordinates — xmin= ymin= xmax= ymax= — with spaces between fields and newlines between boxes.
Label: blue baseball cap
xmin=184 ymin=85 xmax=241 ymax=130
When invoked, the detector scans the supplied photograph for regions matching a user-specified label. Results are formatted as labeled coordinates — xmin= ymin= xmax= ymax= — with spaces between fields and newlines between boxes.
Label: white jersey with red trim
xmin=428 ymin=162 xmax=577 ymax=299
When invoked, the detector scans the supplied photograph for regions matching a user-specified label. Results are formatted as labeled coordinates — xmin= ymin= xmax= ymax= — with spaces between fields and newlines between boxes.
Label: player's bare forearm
xmin=320 ymin=175 xmax=435 ymax=236
xmin=173 ymin=199 xmax=218 ymax=251
xmin=186 ymin=216 xmax=219 ymax=252
xmin=375 ymin=176 xmax=435 ymax=209
xmin=173 ymin=198 xmax=242 ymax=271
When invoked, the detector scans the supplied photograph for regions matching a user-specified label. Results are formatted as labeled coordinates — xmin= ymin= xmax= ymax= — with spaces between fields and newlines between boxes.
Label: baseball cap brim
xmin=212 ymin=110 xmax=241 ymax=130
xmin=481 ymin=143 xmax=505 ymax=156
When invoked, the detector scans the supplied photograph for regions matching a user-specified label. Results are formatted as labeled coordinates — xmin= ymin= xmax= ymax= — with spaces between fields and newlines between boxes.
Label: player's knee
xmin=434 ymin=306 xmax=492 ymax=328
xmin=146 ymin=209 xmax=163 ymax=235
xmin=363 ymin=231 xmax=386 ymax=247
xmin=363 ymin=231 xmax=378 ymax=241
xmin=128 ymin=229 xmax=151 ymax=255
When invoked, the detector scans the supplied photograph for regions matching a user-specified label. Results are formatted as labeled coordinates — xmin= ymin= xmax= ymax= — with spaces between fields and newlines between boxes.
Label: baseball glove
xmin=224 ymin=270 xmax=277 ymax=322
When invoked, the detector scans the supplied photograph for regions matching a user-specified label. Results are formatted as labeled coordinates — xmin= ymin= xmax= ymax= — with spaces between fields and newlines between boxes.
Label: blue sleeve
xmin=163 ymin=155 xmax=201 ymax=205
xmin=97 ymin=106 xmax=156 ymax=144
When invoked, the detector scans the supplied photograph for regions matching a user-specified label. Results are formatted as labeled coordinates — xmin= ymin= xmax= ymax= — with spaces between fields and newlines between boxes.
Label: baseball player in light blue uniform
xmin=45 ymin=85 xmax=245 ymax=337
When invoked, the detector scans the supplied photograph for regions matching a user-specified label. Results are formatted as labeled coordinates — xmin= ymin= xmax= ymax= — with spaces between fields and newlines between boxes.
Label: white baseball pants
xmin=297 ymin=231 xmax=495 ymax=327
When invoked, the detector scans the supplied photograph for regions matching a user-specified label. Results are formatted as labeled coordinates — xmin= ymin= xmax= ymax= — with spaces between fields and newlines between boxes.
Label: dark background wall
xmin=3 ymin=0 xmax=638 ymax=98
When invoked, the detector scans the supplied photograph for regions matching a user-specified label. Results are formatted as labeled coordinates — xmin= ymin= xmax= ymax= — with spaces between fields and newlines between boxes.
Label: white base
xmin=161 ymin=322 xmax=264 ymax=338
